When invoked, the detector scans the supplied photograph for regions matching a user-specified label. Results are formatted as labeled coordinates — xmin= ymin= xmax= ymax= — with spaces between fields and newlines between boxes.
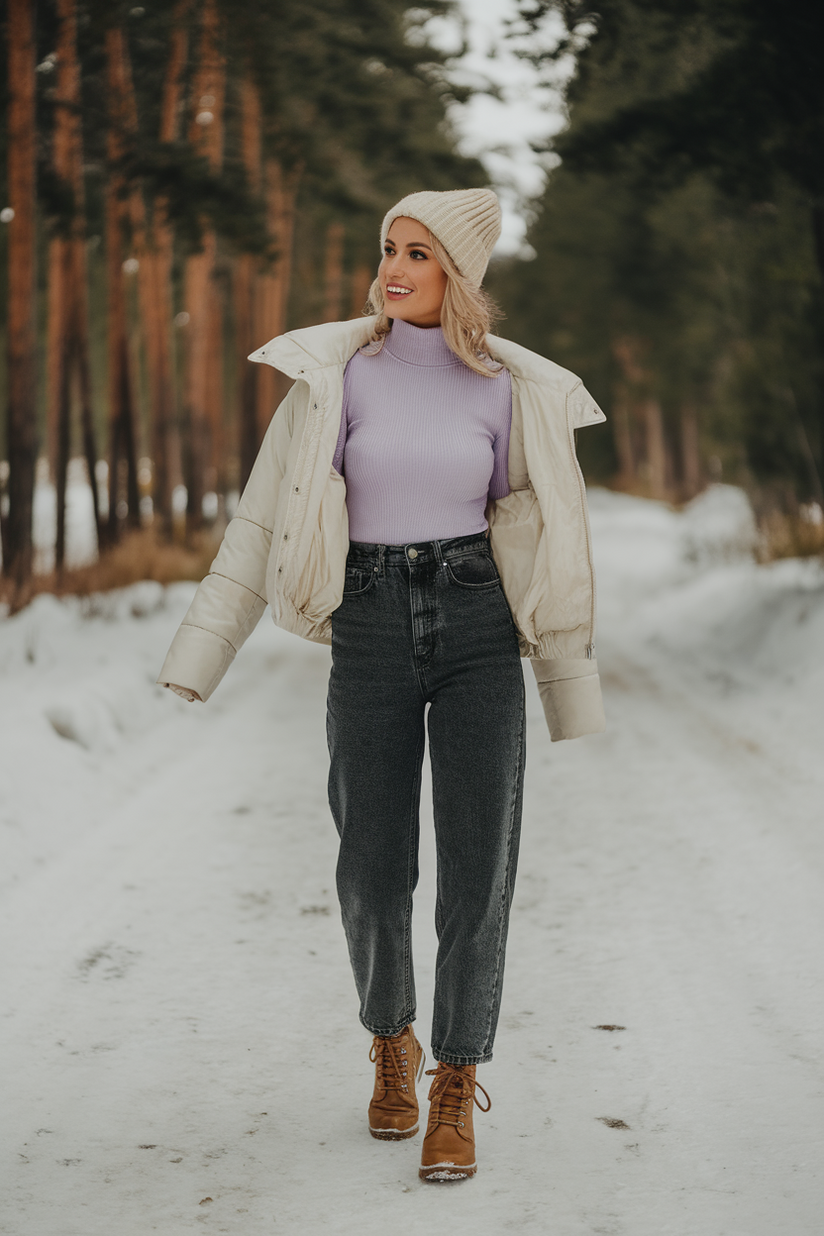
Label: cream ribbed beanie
xmin=380 ymin=188 xmax=502 ymax=287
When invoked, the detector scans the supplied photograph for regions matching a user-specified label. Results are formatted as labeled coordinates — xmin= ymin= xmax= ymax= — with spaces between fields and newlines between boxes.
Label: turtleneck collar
xmin=383 ymin=318 xmax=460 ymax=367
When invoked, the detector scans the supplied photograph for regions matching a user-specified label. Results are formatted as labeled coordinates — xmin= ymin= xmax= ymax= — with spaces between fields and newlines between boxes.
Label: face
xmin=379 ymin=216 xmax=448 ymax=328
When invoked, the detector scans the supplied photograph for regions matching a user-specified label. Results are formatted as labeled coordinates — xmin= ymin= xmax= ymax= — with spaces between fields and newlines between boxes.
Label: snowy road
xmin=1 ymin=488 xmax=823 ymax=1235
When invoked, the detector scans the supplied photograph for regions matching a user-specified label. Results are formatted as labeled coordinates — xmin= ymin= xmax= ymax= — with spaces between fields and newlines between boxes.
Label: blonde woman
xmin=159 ymin=189 xmax=606 ymax=1182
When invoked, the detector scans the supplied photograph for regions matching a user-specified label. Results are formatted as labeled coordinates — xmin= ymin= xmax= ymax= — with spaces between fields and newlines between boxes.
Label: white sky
xmin=421 ymin=0 xmax=571 ymax=254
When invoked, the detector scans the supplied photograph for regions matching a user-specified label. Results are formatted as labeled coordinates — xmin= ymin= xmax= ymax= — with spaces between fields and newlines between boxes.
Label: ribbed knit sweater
xmin=332 ymin=318 xmax=512 ymax=544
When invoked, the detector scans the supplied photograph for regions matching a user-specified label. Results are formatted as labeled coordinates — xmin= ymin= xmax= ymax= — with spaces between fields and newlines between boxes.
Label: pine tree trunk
xmin=104 ymin=26 xmax=141 ymax=541
xmin=183 ymin=246 xmax=212 ymax=531
xmin=643 ymin=397 xmax=668 ymax=500
xmin=183 ymin=0 xmax=225 ymax=537
xmin=236 ymin=251 xmax=258 ymax=489
xmin=4 ymin=0 xmax=38 ymax=596
xmin=236 ymin=74 xmax=262 ymax=489
xmin=680 ymin=402 xmax=702 ymax=498
xmin=812 ymin=204 xmax=824 ymax=483
xmin=74 ymin=249 xmax=103 ymax=549
xmin=112 ymin=20 xmax=166 ymax=539
xmin=348 ymin=263 xmax=374 ymax=320
xmin=255 ymin=159 xmax=302 ymax=444
xmin=46 ymin=234 xmax=68 ymax=480
xmin=49 ymin=0 xmax=102 ymax=569
xmin=205 ymin=267 xmax=224 ymax=498
xmin=323 ymin=221 xmax=345 ymax=322
xmin=55 ymin=309 xmax=72 ymax=575
xmin=149 ymin=0 xmax=191 ymax=538
xmin=611 ymin=386 xmax=636 ymax=487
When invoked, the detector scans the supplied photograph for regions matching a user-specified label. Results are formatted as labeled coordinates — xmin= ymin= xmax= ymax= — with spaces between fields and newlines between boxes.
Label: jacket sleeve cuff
xmin=157 ymin=623 xmax=237 ymax=703
xmin=531 ymin=658 xmax=606 ymax=741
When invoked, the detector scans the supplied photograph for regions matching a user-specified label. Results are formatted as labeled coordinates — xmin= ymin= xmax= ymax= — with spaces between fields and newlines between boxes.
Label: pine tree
xmin=103 ymin=23 xmax=141 ymax=540
xmin=3 ymin=0 xmax=39 ymax=598
xmin=47 ymin=0 xmax=103 ymax=573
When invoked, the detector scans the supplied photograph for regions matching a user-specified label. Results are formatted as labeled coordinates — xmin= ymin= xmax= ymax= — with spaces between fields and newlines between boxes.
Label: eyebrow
xmin=385 ymin=237 xmax=433 ymax=251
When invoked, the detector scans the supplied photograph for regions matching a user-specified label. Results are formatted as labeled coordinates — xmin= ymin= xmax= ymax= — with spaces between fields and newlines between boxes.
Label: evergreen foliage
xmin=493 ymin=0 xmax=824 ymax=506
xmin=2 ymin=0 xmax=487 ymax=592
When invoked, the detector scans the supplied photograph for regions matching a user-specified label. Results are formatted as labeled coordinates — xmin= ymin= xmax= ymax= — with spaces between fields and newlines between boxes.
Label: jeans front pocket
xmin=445 ymin=550 xmax=501 ymax=590
xmin=342 ymin=562 xmax=377 ymax=596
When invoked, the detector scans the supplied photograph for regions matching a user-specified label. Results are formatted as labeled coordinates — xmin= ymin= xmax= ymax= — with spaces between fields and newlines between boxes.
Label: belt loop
xmin=378 ymin=543 xmax=385 ymax=577
xmin=432 ymin=538 xmax=445 ymax=567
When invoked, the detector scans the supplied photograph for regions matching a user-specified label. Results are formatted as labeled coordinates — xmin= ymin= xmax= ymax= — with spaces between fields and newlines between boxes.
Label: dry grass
xmin=756 ymin=506 xmax=824 ymax=563
xmin=1 ymin=528 xmax=219 ymax=613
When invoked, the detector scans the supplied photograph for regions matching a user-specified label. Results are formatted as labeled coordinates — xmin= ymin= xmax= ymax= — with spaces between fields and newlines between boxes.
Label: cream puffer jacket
xmin=158 ymin=316 xmax=607 ymax=741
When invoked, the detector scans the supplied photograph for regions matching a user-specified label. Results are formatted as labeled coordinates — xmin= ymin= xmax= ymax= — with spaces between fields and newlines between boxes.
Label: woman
xmin=159 ymin=188 xmax=606 ymax=1183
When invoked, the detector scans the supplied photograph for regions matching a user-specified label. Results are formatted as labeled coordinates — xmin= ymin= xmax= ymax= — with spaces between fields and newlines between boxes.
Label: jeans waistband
xmin=347 ymin=531 xmax=490 ymax=567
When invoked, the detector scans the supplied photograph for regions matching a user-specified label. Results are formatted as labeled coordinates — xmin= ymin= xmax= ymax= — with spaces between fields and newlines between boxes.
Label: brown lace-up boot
xmin=419 ymin=1062 xmax=491 ymax=1181
xmin=368 ymin=1025 xmax=426 ymax=1140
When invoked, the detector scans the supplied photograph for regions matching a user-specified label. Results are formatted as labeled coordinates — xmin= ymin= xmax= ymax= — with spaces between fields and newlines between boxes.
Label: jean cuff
xmin=361 ymin=1013 xmax=416 ymax=1038
xmin=431 ymin=1048 xmax=492 ymax=1066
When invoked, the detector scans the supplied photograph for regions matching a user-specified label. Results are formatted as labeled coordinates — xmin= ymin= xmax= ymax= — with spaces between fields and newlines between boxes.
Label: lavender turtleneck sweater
xmin=331 ymin=319 xmax=512 ymax=544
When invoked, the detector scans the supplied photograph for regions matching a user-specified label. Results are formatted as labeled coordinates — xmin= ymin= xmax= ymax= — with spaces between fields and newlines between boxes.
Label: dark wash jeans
xmin=327 ymin=532 xmax=526 ymax=1066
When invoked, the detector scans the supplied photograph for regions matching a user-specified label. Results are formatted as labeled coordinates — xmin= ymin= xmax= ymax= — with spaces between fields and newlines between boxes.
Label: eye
xmin=383 ymin=244 xmax=395 ymax=256
xmin=410 ymin=249 xmax=427 ymax=260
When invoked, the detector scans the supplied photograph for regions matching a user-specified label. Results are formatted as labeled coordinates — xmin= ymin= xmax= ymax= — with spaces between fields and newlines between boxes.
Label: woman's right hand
xmin=164 ymin=683 xmax=202 ymax=703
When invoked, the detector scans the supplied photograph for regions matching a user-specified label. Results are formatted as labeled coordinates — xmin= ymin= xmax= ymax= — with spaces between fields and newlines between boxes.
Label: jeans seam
xmin=480 ymin=682 xmax=526 ymax=1059
xmin=404 ymin=728 xmax=425 ymax=1017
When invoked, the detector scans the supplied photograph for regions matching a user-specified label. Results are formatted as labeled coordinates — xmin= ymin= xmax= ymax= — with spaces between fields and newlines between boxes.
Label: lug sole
xmin=419 ymin=1161 xmax=477 ymax=1182
xmin=369 ymin=1123 xmax=419 ymax=1141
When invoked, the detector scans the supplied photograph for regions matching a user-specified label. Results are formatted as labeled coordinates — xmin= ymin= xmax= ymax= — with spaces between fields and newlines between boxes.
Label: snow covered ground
xmin=1 ymin=486 xmax=822 ymax=1235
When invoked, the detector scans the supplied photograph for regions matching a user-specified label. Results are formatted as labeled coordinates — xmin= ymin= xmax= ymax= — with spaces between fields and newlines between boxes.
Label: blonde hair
xmin=364 ymin=231 xmax=504 ymax=377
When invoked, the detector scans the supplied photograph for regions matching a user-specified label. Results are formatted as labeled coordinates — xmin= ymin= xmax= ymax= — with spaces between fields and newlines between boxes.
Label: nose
xmin=385 ymin=252 xmax=406 ymax=281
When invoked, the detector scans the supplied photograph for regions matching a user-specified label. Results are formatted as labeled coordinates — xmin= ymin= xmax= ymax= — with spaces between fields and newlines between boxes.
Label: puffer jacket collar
xmin=249 ymin=317 xmax=605 ymax=433
xmin=248 ymin=318 xmax=374 ymax=380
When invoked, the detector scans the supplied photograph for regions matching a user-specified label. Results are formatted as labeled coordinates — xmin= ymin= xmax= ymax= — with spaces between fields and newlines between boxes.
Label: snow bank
xmin=0 ymin=581 xmax=199 ymax=894
xmin=589 ymin=484 xmax=824 ymax=768
xmin=679 ymin=483 xmax=758 ymax=565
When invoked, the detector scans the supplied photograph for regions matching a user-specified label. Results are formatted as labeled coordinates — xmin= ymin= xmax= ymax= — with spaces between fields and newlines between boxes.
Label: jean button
xmin=407 ymin=547 xmax=418 ymax=560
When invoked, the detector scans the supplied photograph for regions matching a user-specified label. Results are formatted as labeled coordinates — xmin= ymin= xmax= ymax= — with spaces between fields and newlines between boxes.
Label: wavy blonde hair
xmin=364 ymin=230 xmax=504 ymax=377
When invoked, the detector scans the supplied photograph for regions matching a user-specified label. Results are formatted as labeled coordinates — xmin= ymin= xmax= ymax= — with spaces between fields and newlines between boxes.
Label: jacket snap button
xmin=407 ymin=547 xmax=418 ymax=559
xmin=283 ymin=533 xmax=288 ymax=541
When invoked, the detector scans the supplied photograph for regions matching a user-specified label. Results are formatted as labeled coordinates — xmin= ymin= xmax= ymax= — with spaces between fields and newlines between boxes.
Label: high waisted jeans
xmin=326 ymin=532 xmax=526 ymax=1065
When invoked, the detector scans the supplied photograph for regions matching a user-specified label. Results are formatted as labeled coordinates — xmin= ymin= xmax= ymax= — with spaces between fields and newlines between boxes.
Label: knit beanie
xmin=380 ymin=188 xmax=502 ymax=287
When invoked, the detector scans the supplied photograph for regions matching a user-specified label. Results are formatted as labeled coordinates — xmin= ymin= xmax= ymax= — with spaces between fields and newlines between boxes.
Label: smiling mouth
xmin=386 ymin=285 xmax=413 ymax=296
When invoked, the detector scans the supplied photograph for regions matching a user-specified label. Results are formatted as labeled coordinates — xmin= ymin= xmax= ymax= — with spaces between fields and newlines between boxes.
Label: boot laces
xmin=425 ymin=1064 xmax=491 ymax=1129
xmin=370 ymin=1033 xmax=414 ymax=1093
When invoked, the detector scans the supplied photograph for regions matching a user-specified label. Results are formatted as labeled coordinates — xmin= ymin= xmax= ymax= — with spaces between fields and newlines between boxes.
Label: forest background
xmin=1 ymin=0 xmax=822 ymax=610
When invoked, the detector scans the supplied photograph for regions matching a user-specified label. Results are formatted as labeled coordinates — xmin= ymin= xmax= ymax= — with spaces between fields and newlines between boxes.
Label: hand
xmin=165 ymin=683 xmax=202 ymax=703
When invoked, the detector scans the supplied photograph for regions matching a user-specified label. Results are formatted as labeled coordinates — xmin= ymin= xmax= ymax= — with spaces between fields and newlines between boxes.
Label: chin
xmin=384 ymin=303 xmax=439 ymax=328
